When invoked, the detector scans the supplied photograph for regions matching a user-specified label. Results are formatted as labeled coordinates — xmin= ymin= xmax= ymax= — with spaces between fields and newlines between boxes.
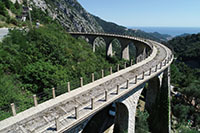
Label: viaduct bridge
xmin=0 ymin=32 xmax=173 ymax=133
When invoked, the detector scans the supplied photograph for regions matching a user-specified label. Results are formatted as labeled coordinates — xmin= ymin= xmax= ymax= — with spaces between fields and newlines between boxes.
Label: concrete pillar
xmin=92 ymin=43 xmax=95 ymax=53
xmin=135 ymin=75 xmax=138 ymax=84
xmin=149 ymin=68 xmax=152 ymax=75
xmin=116 ymin=84 xmax=119 ymax=94
xmin=145 ymin=76 xmax=161 ymax=112
xmin=105 ymin=90 xmax=108 ymax=101
xmin=122 ymin=45 xmax=130 ymax=60
xmin=126 ymin=79 xmax=129 ymax=89
xmin=142 ymin=71 xmax=145 ymax=79
xmin=147 ymin=67 xmax=171 ymax=133
xmin=114 ymin=84 xmax=145 ymax=133
xmin=52 ymin=88 xmax=56 ymax=99
xmin=68 ymin=82 xmax=70 ymax=92
xmin=117 ymin=64 xmax=120 ymax=72
xmin=91 ymin=97 xmax=94 ymax=110
xmin=87 ymin=36 xmax=96 ymax=52
xmin=106 ymin=43 xmax=113 ymax=57
xmin=33 ymin=94 xmax=38 ymax=107
xmin=56 ymin=117 xmax=61 ymax=131
xmin=11 ymin=103 xmax=16 ymax=116
xmin=110 ymin=67 xmax=112 ymax=75
xmin=135 ymin=43 xmax=146 ymax=64
xmin=92 ymin=73 xmax=94 ymax=82
xmin=104 ymin=37 xmax=113 ymax=58
xmin=80 ymin=77 xmax=83 ymax=87
xmin=101 ymin=69 xmax=104 ymax=78
xmin=155 ymin=65 xmax=158 ymax=72
xmin=143 ymin=47 xmax=147 ymax=60
xmin=75 ymin=106 xmax=79 ymax=119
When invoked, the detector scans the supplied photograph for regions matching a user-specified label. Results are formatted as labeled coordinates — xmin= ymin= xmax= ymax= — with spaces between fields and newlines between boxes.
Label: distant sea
xmin=128 ymin=27 xmax=200 ymax=37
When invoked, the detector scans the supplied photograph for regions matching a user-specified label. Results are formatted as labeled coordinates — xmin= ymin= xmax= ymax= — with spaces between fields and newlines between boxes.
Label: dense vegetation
xmin=167 ymin=34 xmax=200 ymax=132
xmin=0 ymin=21 xmax=128 ymax=120
xmin=0 ymin=0 xmax=23 ymax=27
xmin=167 ymin=33 xmax=200 ymax=68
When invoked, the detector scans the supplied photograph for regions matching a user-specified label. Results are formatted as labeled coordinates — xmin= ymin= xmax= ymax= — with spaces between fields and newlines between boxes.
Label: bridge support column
xmin=121 ymin=44 xmax=129 ymax=60
xmin=145 ymin=67 xmax=171 ymax=133
xmin=135 ymin=43 xmax=146 ymax=63
xmin=87 ymin=36 xmax=96 ymax=52
xmin=106 ymin=43 xmax=113 ymax=57
xmin=145 ymin=75 xmax=162 ymax=112
xmin=104 ymin=38 xmax=114 ymax=58
xmin=114 ymin=84 xmax=145 ymax=133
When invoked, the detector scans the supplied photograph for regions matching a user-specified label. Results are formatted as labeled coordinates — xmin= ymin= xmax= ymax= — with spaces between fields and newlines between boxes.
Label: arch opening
xmin=114 ymin=102 xmax=129 ymax=133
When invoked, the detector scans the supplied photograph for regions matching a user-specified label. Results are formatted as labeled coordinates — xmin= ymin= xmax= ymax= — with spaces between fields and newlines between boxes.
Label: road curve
xmin=0 ymin=33 xmax=173 ymax=133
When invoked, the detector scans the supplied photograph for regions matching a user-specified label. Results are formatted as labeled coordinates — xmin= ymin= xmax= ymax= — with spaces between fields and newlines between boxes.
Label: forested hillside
xmin=167 ymin=34 xmax=200 ymax=132
xmin=168 ymin=33 xmax=200 ymax=68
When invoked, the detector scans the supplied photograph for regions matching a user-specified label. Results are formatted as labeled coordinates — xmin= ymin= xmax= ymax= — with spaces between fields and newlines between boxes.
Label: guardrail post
xmin=80 ymin=77 xmax=83 ymax=87
xmin=142 ymin=71 xmax=145 ymax=79
xmin=131 ymin=59 xmax=133 ymax=66
xmin=10 ymin=103 xmax=16 ymax=116
xmin=105 ymin=90 xmax=108 ymax=101
xmin=75 ymin=106 xmax=79 ymax=119
xmin=33 ymin=94 xmax=38 ymax=107
xmin=110 ymin=67 xmax=112 ymax=75
xmin=149 ymin=68 xmax=152 ymax=75
xmin=126 ymin=79 xmax=129 ymax=89
xmin=155 ymin=65 xmax=158 ymax=72
xmin=117 ymin=64 xmax=120 ymax=72
xmin=92 ymin=73 xmax=94 ymax=82
xmin=56 ymin=117 xmax=60 ymax=131
xmin=135 ymin=75 xmax=138 ymax=84
xmin=91 ymin=97 xmax=94 ymax=110
xmin=116 ymin=84 xmax=119 ymax=94
xmin=52 ymin=88 xmax=56 ymax=99
xmin=67 ymin=82 xmax=70 ymax=92
xmin=124 ymin=62 xmax=127 ymax=69
xmin=102 ymin=69 xmax=104 ymax=78
xmin=163 ymin=60 xmax=166 ymax=66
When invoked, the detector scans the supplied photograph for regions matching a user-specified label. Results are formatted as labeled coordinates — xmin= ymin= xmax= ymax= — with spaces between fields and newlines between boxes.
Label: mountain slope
xmin=31 ymin=0 xmax=103 ymax=32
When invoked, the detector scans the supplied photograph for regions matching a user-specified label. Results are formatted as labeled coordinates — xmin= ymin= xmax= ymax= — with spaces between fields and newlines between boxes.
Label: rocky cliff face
xmin=31 ymin=0 xmax=104 ymax=32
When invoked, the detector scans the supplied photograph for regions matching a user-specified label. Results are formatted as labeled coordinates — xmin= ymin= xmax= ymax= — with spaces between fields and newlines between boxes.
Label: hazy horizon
xmin=127 ymin=26 xmax=200 ymax=37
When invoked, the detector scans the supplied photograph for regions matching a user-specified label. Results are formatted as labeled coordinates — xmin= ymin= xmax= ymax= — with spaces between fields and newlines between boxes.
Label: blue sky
xmin=77 ymin=0 xmax=200 ymax=27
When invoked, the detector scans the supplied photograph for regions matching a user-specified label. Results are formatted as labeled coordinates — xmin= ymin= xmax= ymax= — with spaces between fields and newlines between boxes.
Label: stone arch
xmin=129 ymin=42 xmax=137 ymax=63
xmin=81 ymin=104 xmax=115 ymax=133
xmin=114 ymin=102 xmax=129 ymax=133
xmin=145 ymin=73 xmax=163 ymax=112
xmin=93 ymin=36 xmax=107 ymax=53
xmin=108 ymin=38 xmax=121 ymax=58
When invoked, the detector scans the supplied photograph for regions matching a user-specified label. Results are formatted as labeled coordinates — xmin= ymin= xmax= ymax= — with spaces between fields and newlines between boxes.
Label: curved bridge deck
xmin=0 ymin=33 xmax=173 ymax=133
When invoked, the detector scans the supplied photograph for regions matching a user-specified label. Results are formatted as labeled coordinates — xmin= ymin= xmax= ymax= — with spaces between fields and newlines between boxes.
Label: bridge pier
xmin=145 ymin=67 xmax=171 ymax=133
xmin=121 ymin=44 xmax=130 ymax=60
xmin=120 ymin=39 xmax=132 ymax=60
xmin=106 ymin=42 xmax=113 ymax=57
xmin=114 ymin=84 xmax=145 ymax=133
xmin=135 ymin=43 xmax=147 ymax=63
xmin=87 ymin=36 xmax=96 ymax=52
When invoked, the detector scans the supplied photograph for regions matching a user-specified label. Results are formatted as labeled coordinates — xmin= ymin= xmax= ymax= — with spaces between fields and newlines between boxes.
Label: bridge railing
xmin=0 ymin=58 xmax=138 ymax=121
xmin=54 ymin=53 xmax=173 ymax=132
